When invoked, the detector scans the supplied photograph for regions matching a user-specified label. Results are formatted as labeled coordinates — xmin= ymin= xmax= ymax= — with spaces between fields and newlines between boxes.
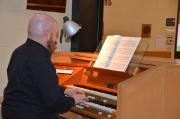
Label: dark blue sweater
xmin=2 ymin=39 xmax=75 ymax=119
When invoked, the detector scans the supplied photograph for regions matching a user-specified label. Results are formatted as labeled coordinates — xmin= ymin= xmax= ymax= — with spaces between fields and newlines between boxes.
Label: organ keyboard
xmin=65 ymin=85 xmax=117 ymax=118
xmin=66 ymin=85 xmax=117 ymax=101
xmin=84 ymin=102 xmax=115 ymax=114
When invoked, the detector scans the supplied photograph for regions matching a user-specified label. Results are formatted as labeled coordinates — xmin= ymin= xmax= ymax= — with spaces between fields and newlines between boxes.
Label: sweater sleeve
xmin=28 ymin=57 xmax=75 ymax=113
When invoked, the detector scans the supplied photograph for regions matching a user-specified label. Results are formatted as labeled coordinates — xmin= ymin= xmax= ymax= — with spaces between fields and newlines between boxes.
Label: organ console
xmin=51 ymin=51 xmax=148 ymax=119
xmin=51 ymin=52 xmax=180 ymax=119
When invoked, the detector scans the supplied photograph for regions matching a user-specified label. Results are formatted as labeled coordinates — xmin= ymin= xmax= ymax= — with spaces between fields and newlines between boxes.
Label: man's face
xmin=47 ymin=30 xmax=59 ymax=53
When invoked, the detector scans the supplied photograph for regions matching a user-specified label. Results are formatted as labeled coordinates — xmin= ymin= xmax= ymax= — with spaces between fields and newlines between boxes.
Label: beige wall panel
xmin=104 ymin=0 xmax=179 ymax=51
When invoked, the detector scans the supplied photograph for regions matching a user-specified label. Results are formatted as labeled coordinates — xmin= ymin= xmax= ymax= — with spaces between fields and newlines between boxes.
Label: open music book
xmin=93 ymin=35 xmax=141 ymax=72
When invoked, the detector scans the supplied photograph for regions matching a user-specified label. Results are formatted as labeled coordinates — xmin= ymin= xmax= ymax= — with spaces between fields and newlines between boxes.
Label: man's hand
xmin=64 ymin=87 xmax=88 ymax=105
xmin=64 ymin=87 xmax=85 ymax=97
xmin=71 ymin=93 xmax=88 ymax=105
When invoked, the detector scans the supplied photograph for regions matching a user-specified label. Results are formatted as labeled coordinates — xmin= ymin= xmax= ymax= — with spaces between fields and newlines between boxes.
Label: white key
xmin=107 ymin=114 xmax=112 ymax=118
xmin=98 ymin=112 xmax=103 ymax=115
xmin=85 ymin=102 xmax=115 ymax=114
xmin=87 ymin=95 xmax=96 ymax=100
xmin=75 ymin=105 xmax=84 ymax=110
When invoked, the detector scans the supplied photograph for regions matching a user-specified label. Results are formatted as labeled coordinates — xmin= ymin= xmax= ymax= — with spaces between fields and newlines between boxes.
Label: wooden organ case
xmin=51 ymin=51 xmax=180 ymax=119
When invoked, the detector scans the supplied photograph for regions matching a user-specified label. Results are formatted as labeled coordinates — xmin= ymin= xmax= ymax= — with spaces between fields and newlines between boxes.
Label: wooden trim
xmin=52 ymin=51 xmax=172 ymax=61
xmin=27 ymin=0 xmax=66 ymax=13
xmin=144 ymin=51 xmax=171 ymax=58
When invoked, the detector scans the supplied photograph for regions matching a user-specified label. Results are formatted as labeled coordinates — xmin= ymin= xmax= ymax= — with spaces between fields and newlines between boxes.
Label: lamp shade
xmin=63 ymin=21 xmax=81 ymax=38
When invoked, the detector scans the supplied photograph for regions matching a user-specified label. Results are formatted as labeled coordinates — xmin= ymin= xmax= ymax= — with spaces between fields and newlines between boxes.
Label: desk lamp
xmin=59 ymin=16 xmax=81 ymax=51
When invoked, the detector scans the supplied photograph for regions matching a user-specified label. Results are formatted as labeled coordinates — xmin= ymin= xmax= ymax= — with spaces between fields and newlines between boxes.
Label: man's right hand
xmin=71 ymin=93 xmax=88 ymax=105
xmin=64 ymin=87 xmax=85 ymax=97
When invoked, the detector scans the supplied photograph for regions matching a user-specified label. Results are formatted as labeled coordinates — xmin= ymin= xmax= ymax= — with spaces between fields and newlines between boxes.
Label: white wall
xmin=0 ymin=0 xmax=72 ymax=96
xmin=104 ymin=0 xmax=178 ymax=51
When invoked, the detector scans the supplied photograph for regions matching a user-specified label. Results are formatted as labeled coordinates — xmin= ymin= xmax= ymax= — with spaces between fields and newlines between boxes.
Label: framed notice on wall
xmin=27 ymin=0 xmax=67 ymax=13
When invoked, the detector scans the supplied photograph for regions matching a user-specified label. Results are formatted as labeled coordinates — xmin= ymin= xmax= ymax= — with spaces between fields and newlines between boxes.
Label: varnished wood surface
xmin=117 ymin=64 xmax=180 ymax=119
xmin=51 ymin=52 xmax=134 ymax=94
xmin=51 ymin=52 xmax=94 ymax=67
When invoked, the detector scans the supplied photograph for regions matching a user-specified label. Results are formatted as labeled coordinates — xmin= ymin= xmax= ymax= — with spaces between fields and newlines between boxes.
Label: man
xmin=2 ymin=13 xmax=87 ymax=119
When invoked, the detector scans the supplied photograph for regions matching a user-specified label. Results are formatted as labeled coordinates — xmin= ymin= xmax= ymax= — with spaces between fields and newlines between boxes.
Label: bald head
xmin=28 ymin=13 xmax=59 ymax=52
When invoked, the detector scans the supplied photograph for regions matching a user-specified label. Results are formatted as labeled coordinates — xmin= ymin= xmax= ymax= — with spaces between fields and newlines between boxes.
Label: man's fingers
xmin=73 ymin=93 xmax=88 ymax=105
xmin=74 ymin=88 xmax=86 ymax=95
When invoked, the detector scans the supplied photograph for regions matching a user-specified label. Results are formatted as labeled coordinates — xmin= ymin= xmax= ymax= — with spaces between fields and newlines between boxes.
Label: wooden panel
xmin=164 ymin=65 xmax=180 ymax=119
xmin=117 ymin=66 xmax=165 ymax=119
xmin=27 ymin=0 xmax=66 ymax=13
xmin=117 ymin=64 xmax=180 ymax=119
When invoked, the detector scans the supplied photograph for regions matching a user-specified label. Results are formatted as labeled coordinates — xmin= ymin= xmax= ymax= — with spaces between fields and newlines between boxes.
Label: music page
xmin=93 ymin=35 xmax=141 ymax=72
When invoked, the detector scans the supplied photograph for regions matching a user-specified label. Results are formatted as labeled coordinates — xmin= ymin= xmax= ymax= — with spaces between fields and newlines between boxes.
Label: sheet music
xmin=93 ymin=35 xmax=141 ymax=72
